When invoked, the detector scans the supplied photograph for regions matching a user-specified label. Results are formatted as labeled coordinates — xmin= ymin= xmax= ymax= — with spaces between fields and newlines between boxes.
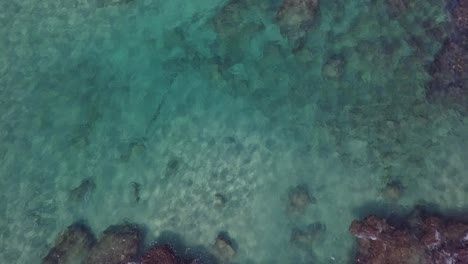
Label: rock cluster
xmin=427 ymin=1 xmax=468 ymax=102
xmin=43 ymin=223 xmax=212 ymax=264
xmin=349 ymin=213 xmax=468 ymax=264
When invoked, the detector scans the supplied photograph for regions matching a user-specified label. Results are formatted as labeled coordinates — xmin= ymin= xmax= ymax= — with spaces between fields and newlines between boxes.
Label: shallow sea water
xmin=1 ymin=0 xmax=468 ymax=263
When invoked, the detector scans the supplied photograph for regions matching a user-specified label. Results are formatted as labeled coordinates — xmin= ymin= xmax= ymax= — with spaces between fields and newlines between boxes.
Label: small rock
xmin=42 ymin=222 xmax=95 ymax=264
xmin=214 ymin=232 xmax=236 ymax=263
xmin=322 ymin=56 xmax=345 ymax=79
xmin=288 ymin=184 xmax=316 ymax=213
xmin=276 ymin=0 xmax=320 ymax=50
xmin=214 ymin=193 xmax=227 ymax=208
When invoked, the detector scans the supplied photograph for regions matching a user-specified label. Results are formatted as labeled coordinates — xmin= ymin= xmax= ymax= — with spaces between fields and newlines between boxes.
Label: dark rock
xmin=131 ymin=181 xmax=141 ymax=203
xmin=349 ymin=213 xmax=468 ymax=264
xmin=276 ymin=0 xmax=320 ymax=51
xmin=85 ymin=224 xmax=142 ymax=264
xmin=288 ymin=184 xmax=316 ymax=213
xmin=42 ymin=222 xmax=95 ymax=264
xmin=141 ymin=245 xmax=177 ymax=264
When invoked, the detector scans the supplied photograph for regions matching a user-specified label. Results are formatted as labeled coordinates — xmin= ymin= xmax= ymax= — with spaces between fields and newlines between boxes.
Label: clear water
xmin=1 ymin=0 xmax=467 ymax=263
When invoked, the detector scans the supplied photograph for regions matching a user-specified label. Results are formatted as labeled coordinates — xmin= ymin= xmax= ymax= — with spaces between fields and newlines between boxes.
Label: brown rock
xmin=85 ymin=224 xmax=142 ymax=264
xmin=141 ymin=245 xmax=177 ymax=264
xmin=350 ymin=213 xmax=468 ymax=264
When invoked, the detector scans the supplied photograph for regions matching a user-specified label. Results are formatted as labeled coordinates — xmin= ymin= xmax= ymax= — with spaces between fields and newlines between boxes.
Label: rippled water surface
xmin=1 ymin=0 xmax=467 ymax=263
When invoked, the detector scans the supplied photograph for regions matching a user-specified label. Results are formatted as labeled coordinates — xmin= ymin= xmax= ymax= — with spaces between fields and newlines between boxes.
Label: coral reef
xmin=349 ymin=212 xmax=468 ymax=264
xmin=288 ymin=184 xmax=316 ymax=213
xmin=276 ymin=0 xmax=320 ymax=51
xmin=42 ymin=222 xmax=95 ymax=264
xmin=213 ymin=193 xmax=227 ymax=208
xmin=85 ymin=224 xmax=142 ymax=264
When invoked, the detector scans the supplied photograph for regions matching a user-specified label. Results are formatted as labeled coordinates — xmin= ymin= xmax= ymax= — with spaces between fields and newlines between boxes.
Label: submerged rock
xmin=427 ymin=1 xmax=468 ymax=102
xmin=322 ymin=55 xmax=345 ymax=79
xmin=276 ymin=0 xmax=320 ymax=51
xmin=290 ymin=222 xmax=326 ymax=249
xmin=428 ymin=40 xmax=468 ymax=99
xmin=42 ymin=222 xmax=95 ymax=264
xmin=214 ymin=232 xmax=236 ymax=263
xmin=381 ymin=180 xmax=404 ymax=201
xmin=69 ymin=178 xmax=96 ymax=202
xmin=288 ymin=184 xmax=316 ymax=213
xmin=85 ymin=224 xmax=142 ymax=264
xmin=349 ymin=213 xmax=468 ymax=264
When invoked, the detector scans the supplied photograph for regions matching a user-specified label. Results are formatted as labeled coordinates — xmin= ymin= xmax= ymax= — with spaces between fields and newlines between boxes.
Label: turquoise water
xmin=1 ymin=0 xmax=467 ymax=263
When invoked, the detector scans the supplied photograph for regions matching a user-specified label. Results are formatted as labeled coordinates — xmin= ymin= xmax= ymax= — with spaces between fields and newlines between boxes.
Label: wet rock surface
xmin=349 ymin=212 xmax=468 ymax=264
xmin=42 ymin=222 xmax=95 ymax=264
xmin=427 ymin=0 xmax=468 ymax=102
xmin=85 ymin=224 xmax=142 ymax=264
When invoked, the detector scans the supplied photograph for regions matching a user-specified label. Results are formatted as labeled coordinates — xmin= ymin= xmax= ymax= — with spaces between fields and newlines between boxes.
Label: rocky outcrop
xmin=349 ymin=213 xmax=468 ymax=264
xmin=42 ymin=223 xmax=95 ymax=264
xmin=276 ymin=0 xmax=320 ymax=51
xmin=85 ymin=224 xmax=142 ymax=264
xmin=427 ymin=1 xmax=468 ymax=102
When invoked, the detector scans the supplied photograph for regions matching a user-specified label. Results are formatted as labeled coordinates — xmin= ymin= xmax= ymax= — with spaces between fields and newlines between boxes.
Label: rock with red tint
xmin=141 ymin=245 xmax=177 ymax=264
xmin=85 ymin=224 xmax=142 ymax=264
xmin=276 ymin=0 xmax=320 ymax=51
xmin=350 ymin=213 xmax=468 ymax=264
xmin=42 ymin=222 xmax=95 ymax=264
